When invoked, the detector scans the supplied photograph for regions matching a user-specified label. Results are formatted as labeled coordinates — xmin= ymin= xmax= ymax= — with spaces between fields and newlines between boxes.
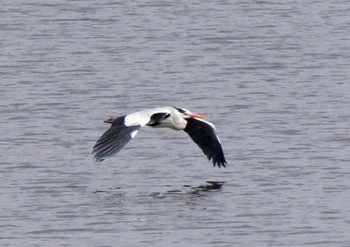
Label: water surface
xmin=1 ymin=0 xmax=350 ymax=246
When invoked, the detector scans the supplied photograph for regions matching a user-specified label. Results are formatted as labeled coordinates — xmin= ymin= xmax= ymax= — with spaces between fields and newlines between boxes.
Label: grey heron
xmin=93 ymin=106 xmax=227 ymax=168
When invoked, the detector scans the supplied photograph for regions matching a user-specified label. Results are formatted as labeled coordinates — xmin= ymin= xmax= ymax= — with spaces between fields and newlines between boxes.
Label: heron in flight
xmin=93 ymin=106 xmax=227 ymax=168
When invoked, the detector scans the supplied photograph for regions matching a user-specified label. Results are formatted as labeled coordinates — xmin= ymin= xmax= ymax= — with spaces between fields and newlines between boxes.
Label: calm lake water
xmin=1 ymin=0 xmax=350 ymax=246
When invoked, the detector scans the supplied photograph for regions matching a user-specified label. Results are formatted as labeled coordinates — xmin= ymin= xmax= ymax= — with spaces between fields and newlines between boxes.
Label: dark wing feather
xmin=184 ymin=118 xmax=227 ymax=168
xmin=147 ymin=112 xmax=170 ymax=127
xmin=93 ymin=116 xmax=141 ymax=162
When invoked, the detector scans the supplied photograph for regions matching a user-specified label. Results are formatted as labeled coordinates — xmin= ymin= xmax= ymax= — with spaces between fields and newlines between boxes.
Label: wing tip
xmin=92 ymin=153 xmax=104 ymax=162
xmin=92 ymin=148 xmax=107 ymax=162
xmin=212 ymin=159 xmax=227 ymax=168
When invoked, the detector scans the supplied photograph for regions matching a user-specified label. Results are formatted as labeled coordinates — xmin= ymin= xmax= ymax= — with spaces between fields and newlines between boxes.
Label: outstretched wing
xmin=93 ymin=107 xmax=172 ymax=162
xmin=93 ymin=116 xmax=141 ymax=162
xmin=184 ymin=118 xmax=227 ymax=168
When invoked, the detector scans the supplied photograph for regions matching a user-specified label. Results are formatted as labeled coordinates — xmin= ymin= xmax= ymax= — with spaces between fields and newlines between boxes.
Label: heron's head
xmin=174 ymin=107 xmax=204 ymax=119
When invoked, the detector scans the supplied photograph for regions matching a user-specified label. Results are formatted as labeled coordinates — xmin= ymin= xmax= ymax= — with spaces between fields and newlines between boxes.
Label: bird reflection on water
xmin=93 ymin=181 xmax=225 ymax=199
xmin=166 ymin=181 xmax=225 ymax=195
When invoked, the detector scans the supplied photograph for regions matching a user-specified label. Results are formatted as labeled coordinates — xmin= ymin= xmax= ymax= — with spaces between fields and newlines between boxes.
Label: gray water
xmin=1 ymin=0 xmax=350 ymax=246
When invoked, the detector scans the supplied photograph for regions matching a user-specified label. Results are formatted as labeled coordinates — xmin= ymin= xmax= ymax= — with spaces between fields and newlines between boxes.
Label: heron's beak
xmin=104 ymin=117 xmax=115 ymax=124
xmin=188 ymin=112 xmax=204 ymax=119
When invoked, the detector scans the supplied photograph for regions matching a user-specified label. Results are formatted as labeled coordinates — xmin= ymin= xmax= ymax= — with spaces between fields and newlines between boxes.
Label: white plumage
xmin=93 ymin=106 xmax=227 ymax=168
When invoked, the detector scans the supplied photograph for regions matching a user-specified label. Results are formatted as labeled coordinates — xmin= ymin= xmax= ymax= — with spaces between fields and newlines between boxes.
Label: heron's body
xmin=126 ymin=107 xmax=186 ymax=130
xmin=93 ymin=106 xmax=227 ymax=167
